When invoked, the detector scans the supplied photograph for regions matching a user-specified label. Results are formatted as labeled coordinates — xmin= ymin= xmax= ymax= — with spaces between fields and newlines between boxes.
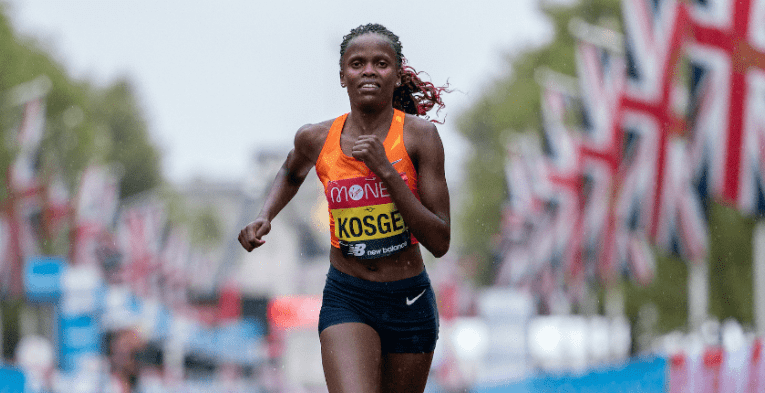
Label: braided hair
xmin=339 ymin=23 xmax=450 ymax=123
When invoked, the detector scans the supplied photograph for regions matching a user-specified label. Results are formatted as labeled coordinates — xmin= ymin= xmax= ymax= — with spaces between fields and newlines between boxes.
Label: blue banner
xmin=475 ymin=356 xmax=667 ymax=393
xmin=59 ymin=314 xmax=101 ymax=372
xmin=24 ymin=256 xmax=66 ymax=302
xmin=0 ymin=366 xmax=25 ymax=393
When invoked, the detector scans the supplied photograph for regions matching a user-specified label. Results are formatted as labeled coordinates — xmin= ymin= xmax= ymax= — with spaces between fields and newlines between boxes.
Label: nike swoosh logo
xmin=390 ymin=158 xmax=402 ymax=165
xmin=406 ymin=289 xmax=427 ymax=306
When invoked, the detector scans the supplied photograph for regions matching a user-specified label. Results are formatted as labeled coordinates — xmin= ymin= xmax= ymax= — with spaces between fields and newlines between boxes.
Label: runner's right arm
xmin=238 ymin=124 xmax=320 ymax=251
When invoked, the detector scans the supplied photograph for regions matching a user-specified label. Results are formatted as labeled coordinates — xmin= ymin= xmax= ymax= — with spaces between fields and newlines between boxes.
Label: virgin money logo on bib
xmin=348 ymin=185 xmax=364 ymax=201
xmin=327 ymin=176 xmax=392 ymax=208
xmin=327 ymin=175 xmax=410 ymax=259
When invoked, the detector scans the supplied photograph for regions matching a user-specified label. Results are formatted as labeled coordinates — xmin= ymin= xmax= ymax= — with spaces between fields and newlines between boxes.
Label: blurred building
xmin=176 ymin=146 xmax=331 ymax=389
xmin=177 ymin=146 xmax=330 ymax=297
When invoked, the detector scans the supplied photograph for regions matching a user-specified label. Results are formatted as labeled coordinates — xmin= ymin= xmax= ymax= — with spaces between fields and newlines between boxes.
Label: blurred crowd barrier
xmin=666 ymin=337 xmax=765 ymax=393
xmin=461 ymin=337 xmax=764 ymax=393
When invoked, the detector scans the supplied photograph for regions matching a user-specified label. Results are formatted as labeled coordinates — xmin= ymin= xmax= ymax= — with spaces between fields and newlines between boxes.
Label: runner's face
xmin=340 ymin=34 xmax=401 ymax=108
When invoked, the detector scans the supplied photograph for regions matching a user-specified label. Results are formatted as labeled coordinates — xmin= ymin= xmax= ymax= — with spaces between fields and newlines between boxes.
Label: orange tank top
xmin=315 ymin=109 xmax=420 ymax=259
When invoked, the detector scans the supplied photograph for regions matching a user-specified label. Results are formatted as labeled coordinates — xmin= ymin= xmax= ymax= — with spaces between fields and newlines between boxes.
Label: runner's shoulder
xmin=402 ymin=113 xmax=442 ymax=152
xmin=294 ymin=118 xmax=335 ymax=160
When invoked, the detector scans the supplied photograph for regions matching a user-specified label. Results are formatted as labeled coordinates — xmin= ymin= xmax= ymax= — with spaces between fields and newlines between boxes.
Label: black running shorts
xmin=318 ymin=265 xmax=439 ymax=353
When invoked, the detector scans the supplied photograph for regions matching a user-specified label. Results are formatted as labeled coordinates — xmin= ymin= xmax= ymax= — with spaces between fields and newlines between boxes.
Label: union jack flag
xmin=74 ymin=165 xmax=120 ymax=228
xmin=620 ymin=0 xmax=708 ymax=262
xmin=497 ymin=94 xmax=584 ymax=302
xmin=1 ymin=79 xmax=49 ymax=296
xmin=9 ymin=90 xmax=48 ymax=260
xmin=160 ymin=228 xmax=190 ymax=307
xmin=615 ymin=107 xmax=662 ymax=284
xmin=536 ymin=68 xmax=586 ymax=295
xmin=496 ymin=135 xmax=548 ymax=286
xmin=573 ymin=21 xmax=629 ymax=285
xmin=71 ymin=165 xmax=120 ymax=266
xmin=117 ymin=201 xmax=166 ymax=297
xmin=571 ymin=16 xmax=663 ymax=286
xmin=8 ymin=96 xmax=45 ymax=193
xmin=43 ymin=174 xmax=70 ymax=239
xmin=687 ymin=0 xmax=765 ymax=215
xmin=683 ymin=39 xmax=729 ymax=207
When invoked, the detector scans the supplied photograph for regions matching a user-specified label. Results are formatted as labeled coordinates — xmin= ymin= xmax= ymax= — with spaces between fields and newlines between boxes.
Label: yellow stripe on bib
xmin=331 ymin=203 xmax=407 ymax=242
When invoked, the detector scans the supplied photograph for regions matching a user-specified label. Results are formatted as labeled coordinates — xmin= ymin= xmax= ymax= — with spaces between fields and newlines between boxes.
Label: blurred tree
xmin=0 ymin=6 xmax=162 ymax=200
xmin=89 ymin=79 xmax=163 ymax=199
xmin=160 ymin=186 xmax=223 ymax=249
xmin=0 ymin=8 xmax=82 ymax=197
xmin=189 ymin=206 xmax=223 ymax=248
xmin=707 ymin=203 xmax=755 ymax=325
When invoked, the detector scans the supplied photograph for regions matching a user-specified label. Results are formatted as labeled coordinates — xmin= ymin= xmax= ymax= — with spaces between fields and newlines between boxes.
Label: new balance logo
xmin=349 ymin=243 xmax=366 ymax=257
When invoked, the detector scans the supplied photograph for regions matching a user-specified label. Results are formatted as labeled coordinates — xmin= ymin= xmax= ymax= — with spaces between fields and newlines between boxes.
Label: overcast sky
xmin=3 ymin=0 xmax=554 ymax=186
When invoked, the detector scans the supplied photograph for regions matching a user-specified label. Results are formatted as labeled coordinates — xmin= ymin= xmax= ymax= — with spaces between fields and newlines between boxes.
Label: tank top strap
xmin=383 ymin=109 xmax=406 ymax=152
xmin=327 ymin=112 xmax=348 ymax=150
xmin=316 ymin=113 xmax=348 ymax=173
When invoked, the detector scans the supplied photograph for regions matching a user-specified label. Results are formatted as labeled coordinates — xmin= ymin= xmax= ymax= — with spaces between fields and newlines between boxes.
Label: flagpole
xmin=688 ymin=257 xmax=709 ymax=332
xmin=753 ymin=221 xmax=765 ymax=336
xmin=605 ymin=284 xmax=624 ymax=317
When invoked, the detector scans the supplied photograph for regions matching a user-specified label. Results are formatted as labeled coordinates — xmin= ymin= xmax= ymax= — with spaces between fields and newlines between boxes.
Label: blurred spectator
xmin=15 ymin=335 xmax=55 ymax=393
xmin=107 ymin=328 xmax=146 ymax=393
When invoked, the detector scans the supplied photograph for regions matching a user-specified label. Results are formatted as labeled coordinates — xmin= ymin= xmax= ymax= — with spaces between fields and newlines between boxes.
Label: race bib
xmin=327 ymin=175 xmax=411 ymax=259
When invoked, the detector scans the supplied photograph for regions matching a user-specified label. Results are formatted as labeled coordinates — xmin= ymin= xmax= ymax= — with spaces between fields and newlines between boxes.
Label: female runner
xmin=238 ymin=23 xmax=450 ymax=393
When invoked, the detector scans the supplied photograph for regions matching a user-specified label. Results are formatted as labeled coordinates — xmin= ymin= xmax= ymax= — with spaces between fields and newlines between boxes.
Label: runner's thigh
xmin=320 ymin=322 xmax=382 ymax=393
xmin=381 ymin=351 xmax=434 ymax=393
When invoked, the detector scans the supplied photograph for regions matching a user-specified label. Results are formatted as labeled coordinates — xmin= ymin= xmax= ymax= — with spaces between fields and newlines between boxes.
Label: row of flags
xmin=0 ymin=75 xmax=216 ymax=313
xmin=0 ymin=76 xmax=51 ymax=296
xmin=497 ymin=0 xmax=765 ymax=302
